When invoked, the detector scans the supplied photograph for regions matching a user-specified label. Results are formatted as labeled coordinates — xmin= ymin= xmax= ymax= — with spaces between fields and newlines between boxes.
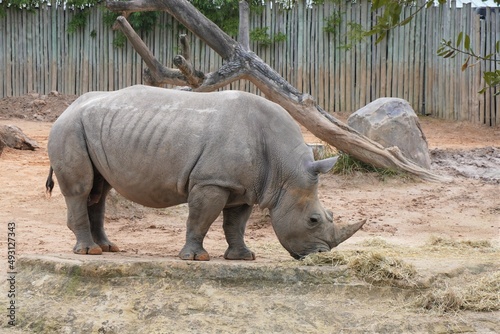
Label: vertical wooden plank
xmin=0 ymin=9 xmax=5 ymax=96
xmin=16 ymin=10 xmax=24 ymax=95
xmin=479 ymin=16 xmax=487 ymax=124
xmin=7 ymin=10 xmax=13 ymax=96
xmin=494 ymin=7 xmax=500 ymax=125
xmin=108 ymin=21 xmax=114 ymax=91
xmin=393 ymin=12 xmax=400 ymax=100
xmin=413 ymin=5 xmax=423 ymax=113
xmin=352 ymin=1 xmax=360 ymax=110
xmin=26 ymin=6 xmax=33 ymax=94
xmin=425 ymin=6 xmax=434 ymax=116
xmin=459 ymin=6 xmax=469 ymax=121
xmin=297 ymin=3 xmax=304 ymax=94
xmin=378 ymin=12 xmax=388 ymax=101
xmin=50 ymin=5 xmax=57 ymax=92
xmin=402 ymin=6 xmax=411 ymax=104
xmin=344 ymin=3 xmax=352 ymax=112
xmin=315 ymin=5 xmax=323 ymax=108
xmin=359 ymin=1 xmax=368 ymax=108
xmin=327 ymin=8 xmax=333 ymax=112
xmin=483 ymin=8 xmax=492 ymax=126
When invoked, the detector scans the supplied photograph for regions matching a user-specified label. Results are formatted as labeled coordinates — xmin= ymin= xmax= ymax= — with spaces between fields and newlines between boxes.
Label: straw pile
xmin=301 ymin=250 xmax=418 ymax=288
xmin=413 ymin=271 xmax=500 ymax=312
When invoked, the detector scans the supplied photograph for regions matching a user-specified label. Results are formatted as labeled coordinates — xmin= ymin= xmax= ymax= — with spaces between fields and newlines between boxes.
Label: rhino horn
xmin=331 ymin=219 xmax=367 ymax=247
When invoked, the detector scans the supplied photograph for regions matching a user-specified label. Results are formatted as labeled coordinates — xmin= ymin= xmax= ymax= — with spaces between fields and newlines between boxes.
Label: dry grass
xmin=413 ymin=271 xmax=500 ymax=312
xmin=301 ymin=250 xmax=418 ymax=287
xmin=427 ymin=236 xmax=493 ymax=250
xmin=300 ymin=251 xmax=348 ymax=267
xmin=302 ymin=238 xmax=499 ymax=314
xmin=348 ymin=252 xmax=417 ymax=286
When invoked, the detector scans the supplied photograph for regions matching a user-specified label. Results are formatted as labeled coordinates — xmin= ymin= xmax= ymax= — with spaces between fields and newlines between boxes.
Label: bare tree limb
xmin=173 ymin=55 xmax=204 ymax=88
xmin=179 ymin=34 xmax=191 ymax=61
xmin=115 ymin=16 xmax=186 ymax=86
xmin=239 ymin=1 xmax=250 ymax=51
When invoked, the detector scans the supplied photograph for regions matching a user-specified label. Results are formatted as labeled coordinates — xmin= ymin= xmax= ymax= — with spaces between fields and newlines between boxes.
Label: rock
xmin=0 ymin=124 xmax=39 ymax=150
xmin=348 ymin=98 xmax=431 ymax=169
xmin=49 ymin=90 xmax=59 ymax=97
xmin=32 ymin=99 xmax=47 ymax=108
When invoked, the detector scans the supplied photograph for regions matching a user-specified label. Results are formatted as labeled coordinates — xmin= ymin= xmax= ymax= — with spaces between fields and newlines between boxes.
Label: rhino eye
xmin=308 ymin=214 xmax=321 ymax=227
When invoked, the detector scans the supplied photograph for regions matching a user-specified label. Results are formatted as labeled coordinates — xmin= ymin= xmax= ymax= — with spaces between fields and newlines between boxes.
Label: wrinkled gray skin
xmin=47 ymin=85 xmax=364 ymax=260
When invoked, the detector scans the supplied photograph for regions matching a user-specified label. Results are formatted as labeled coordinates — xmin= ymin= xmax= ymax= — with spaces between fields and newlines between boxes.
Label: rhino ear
xmin=308 ymin=157 xmax=338 ymax=175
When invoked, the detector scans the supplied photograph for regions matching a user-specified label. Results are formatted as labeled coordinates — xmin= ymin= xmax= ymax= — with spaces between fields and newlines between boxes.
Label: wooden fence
xmin=0 ymin=1 xmax=498 ymax=125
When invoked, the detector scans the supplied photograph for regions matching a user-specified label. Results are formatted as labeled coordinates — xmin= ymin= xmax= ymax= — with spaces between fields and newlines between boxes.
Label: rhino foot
xmin=178 ymin=245 xmax=210 ymax=261
xmin=73 ymin=243 xmax=102 ymax=255
xmin=224 ymin=247 xmax=256 ymax=261
xmin=99 ymin=243 xmax=120 ymax=252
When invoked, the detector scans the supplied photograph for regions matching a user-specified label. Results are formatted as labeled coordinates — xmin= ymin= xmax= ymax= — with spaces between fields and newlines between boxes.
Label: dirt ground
xmin=0 ymin=92 xmax=499 ymax=260
xmin=0 ymin=92 xmax=499 ymax=332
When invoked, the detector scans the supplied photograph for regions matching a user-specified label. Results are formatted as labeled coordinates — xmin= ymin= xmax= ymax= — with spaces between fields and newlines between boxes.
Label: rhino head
xmin=269 ymin=156 xmax=365 ymax=259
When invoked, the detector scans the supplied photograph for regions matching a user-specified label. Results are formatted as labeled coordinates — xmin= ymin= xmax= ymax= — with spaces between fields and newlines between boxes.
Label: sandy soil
xmin=0 ymin=93 xmax=499 ymax=262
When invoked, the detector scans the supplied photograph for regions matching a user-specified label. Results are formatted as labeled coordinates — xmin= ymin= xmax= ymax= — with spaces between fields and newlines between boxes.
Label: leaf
xmin=443 ymin=50 xmax=455 ymax=58
xmin=400 ymin=16 xmax=413 ymax=26
xmin=496 ymin=41 xmax=500 ymax=53
xmin=461 ymin=56 xmax=470 ymax=71
xmin=464 ymin=34 xmax=471 ymax=51
xmin=456 ymin=32 xmax=463 ymax=47
xmin=375 ymin=34 xmax=386 ymax=45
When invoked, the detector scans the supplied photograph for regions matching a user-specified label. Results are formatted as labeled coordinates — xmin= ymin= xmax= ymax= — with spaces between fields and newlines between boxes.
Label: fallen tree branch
xmin=105 ymin=0 xmax=448 ymax=182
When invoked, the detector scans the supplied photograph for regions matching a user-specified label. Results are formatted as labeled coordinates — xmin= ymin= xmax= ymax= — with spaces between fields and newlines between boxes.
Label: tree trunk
xmin=105 ymin=0 xmax=447 ymax=182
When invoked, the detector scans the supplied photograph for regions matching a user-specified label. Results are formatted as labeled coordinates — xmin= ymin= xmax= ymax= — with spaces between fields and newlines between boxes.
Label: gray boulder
xmin=347 ymin=98 xmax=431 ymax=169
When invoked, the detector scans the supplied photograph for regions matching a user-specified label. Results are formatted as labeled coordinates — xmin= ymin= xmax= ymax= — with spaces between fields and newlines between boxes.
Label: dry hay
xmin=301 ymin=250 xmax=418 ymax=288
xmin=302 ymin=238 xmax=499 ymax=314
xmin=413 ymin=271 xmax=500 ymax=313
xmin=426 ymin=236 xmax=494 ymax=251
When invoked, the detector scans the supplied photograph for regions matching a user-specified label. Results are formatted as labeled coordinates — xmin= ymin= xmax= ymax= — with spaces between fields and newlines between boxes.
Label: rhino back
xmin=55 ymin=86 xmax=305 ymax=208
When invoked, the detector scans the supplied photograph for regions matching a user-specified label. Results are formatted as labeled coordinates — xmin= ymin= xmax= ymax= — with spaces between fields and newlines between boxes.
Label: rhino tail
xmin=45 ymin=167 xmax=55 ymax=197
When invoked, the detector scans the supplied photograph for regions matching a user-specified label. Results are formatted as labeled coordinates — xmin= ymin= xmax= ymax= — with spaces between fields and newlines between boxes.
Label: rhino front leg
xmin=179 ymin=185 xmax=230 ymax=261
xmin=64 ymin=195 xmax=103 ymax=255
xmin=88 ymin=181 xmax=119 ymax=253
xmin=223 ymin=205 xmax=256 ymax=260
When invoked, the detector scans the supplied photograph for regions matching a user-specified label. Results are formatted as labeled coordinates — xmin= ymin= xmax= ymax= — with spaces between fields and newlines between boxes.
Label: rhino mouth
xmin=289 ymin=246 xmax=330 ymax=260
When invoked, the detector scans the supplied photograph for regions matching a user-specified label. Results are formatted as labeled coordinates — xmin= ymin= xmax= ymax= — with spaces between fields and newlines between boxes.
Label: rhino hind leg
xmin=88 ymin=179 xmax=119 ymax=252
xmin=179 ymin=185 xmax=230 ymax=261
xmin=223 ymin=205 xmax=256 ymax=260
xmin=64 ymin=195 xmax=103 ymax=255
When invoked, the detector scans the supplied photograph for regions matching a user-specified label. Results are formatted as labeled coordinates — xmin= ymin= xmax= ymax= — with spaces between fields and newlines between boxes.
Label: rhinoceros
xmin=46 ymin=85 xmax=364 ymax=260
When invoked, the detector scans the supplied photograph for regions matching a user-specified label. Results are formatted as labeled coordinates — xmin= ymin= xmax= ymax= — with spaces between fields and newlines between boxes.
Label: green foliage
xmin=67 ymin=9 xmax=89 ymax=33
xmin=438 ymin=32 xmax=500 ymax=94
xmin=250 ymin=27 xmax=287 ymax=46
xmin=190 ymin=0 xmax=264 ymax=36
xmin=127 ymin=11 xmax=159 ymax=32
xmin=324 ymin=10 xmax=342 ymax=35
xmin=190 ymin=0 xmax=239 ymax=35
xmin=112 ymin=32 xmax=127 ymax=48
xmin=102 ymin=7 xmax=119 ymax=27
